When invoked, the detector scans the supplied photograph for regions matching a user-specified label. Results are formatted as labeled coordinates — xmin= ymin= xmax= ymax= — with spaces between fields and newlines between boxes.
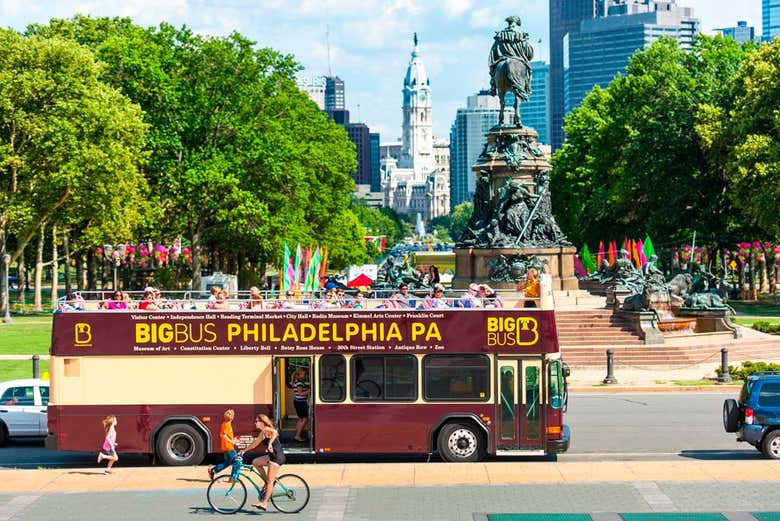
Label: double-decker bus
xmin=46 ymin=304 xmax=570 ymax=464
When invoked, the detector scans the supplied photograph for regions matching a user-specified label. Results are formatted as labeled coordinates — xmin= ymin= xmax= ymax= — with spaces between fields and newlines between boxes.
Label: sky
xmin=2 ymin=0 xmax=763 ymax=142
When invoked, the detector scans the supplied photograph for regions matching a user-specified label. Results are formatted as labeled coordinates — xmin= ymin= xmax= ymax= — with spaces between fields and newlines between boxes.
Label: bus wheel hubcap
xmin=448 ymin=429 xmax=476 ymax=458
xmin=168 ymin=432 xmax=195 ymax=460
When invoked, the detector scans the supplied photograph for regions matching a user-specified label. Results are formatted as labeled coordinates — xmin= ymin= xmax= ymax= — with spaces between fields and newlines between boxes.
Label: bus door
xmin=495 ymin=357 xmax=545 ymax=454
xmin=272 ymin=356 xmax=314 ymax=453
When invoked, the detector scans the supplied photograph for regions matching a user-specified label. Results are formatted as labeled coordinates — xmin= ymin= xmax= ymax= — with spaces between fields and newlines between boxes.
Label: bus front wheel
xmin=156 ymin=423 xmax=206 ymax=466
xmin=437 ymin=422 xmax=485 ymax=462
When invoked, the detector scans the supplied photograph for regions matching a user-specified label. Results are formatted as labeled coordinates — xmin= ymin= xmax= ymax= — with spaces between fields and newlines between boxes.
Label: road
xmin=0 ymin=392 xmax=757 ymax=469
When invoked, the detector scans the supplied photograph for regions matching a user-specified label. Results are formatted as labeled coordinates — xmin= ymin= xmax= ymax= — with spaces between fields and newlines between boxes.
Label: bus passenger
xmin=292 ymin=367 xmax=310 ymax=442
xmin=522 ymin=268 xmax=540 ymax=308
xmin=247 ymin=286 xmax=264 ymax=310
xmin=97 ymin=415 xmax=119 ymax=474
xmin=207 ymin=409 xmax=241 ymax=482
xmin=243 ymin=414 xmax=286 ymax=511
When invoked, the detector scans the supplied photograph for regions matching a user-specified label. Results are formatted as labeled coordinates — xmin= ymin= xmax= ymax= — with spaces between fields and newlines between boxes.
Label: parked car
xmin=0 ymin=378 xmax=49 ymax=445
xmin=723 ymin=372 xmax=780 ymax=459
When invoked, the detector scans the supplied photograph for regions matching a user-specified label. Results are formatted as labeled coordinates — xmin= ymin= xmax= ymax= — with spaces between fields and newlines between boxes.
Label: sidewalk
xmin=3 ymin=460 xmax=780 ymax=495
xmin=566 ymin=363 xmax=742 ymax=393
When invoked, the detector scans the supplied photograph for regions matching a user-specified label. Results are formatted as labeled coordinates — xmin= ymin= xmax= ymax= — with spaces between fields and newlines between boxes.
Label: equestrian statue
xmin=489 ymin=16 xmax=534 ymax=127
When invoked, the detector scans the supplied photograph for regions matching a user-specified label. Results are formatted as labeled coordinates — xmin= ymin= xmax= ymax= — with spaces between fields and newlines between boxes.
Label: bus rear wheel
xmin=156 ymin=423 xmax=206 ymax=466
xmin=438 ymin=422 xmax=485 ymax=462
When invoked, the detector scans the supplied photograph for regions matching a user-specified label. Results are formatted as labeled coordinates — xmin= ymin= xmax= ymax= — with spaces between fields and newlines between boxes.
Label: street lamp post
xmin=103 ymin=244 xmax=118 ymax=290
xmin=2 ymin=253 xmax=11 ymax=324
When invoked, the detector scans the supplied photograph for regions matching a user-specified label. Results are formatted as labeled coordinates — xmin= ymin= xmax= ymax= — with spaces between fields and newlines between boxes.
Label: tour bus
xmin=46 ymin=300 xmax=570 ymax=464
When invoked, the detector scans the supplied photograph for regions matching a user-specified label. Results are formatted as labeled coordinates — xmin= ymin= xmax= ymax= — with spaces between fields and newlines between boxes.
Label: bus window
xmin=500 ymin=366 xmax=515 ymax=440
xmin=351 ymin=355 xmax=417 ymax=402
xmin=549 ymin=360 xmax=564 ymax=409
xmin=422 ymin=355 xmax=490 ymax=401
xmin=320 ymin=355 xmax=346 ymax=402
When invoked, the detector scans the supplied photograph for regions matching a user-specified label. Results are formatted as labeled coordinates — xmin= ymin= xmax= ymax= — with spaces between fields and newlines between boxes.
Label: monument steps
xmin=554 ymin=308 xmax=644 ymax=347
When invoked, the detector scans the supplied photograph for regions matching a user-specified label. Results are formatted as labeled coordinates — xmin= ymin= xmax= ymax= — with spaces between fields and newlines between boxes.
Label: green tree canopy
xmin=551 ymin=35 xmax=754 ymax=248
xmin=0 ymin=27 xmax=147 ymax=265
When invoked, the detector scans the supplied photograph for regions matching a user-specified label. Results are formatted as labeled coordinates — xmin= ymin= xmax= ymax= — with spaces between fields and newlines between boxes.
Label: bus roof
xmin=51 ymin=309 xmax=559 ymax=356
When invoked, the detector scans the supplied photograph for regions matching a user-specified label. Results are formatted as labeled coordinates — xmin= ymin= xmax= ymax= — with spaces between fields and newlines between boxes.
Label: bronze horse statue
xmin=489 ymin=16 xmax=534 ymax=126
xmin=494 ymin=58 xmax=532 ymax=126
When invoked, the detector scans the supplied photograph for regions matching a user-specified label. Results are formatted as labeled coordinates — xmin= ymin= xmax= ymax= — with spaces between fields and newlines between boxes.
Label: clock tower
xmin=399 ymin=33 xmax=434 ymax=180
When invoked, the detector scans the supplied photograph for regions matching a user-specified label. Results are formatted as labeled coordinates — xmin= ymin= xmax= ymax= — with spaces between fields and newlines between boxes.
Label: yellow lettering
xmin=318 ymin=322 xmax=330 ymax=342
xmin=282 ymin=323 xmax=299 ymax=342
xmin=244 ymin=323 xmax=259 ymax=342
xmin=411 ymin=322 xmax=425 ymax=341
xmin=362 ymin=322 xmax=377 ymax=341
xmin=425 ymin=322 xmax=442 ymax=341
xmin=204 ymin=323 xmax=218 ymax=343
xmin=136 ymin=324 xmax=151 ymax=343
xmin=269 ymin=324 xmax=280 ymax=342
xmin=227 ymin=323 xmax=241 ymax=341
xmin=345 ymin=323 xmax=359 ymax=341
xmin=386 ymin=322 xmax=401 ymax=341
xmin=300 ymin=323 xmax=316 ymax=342
xmin=487 ymin=317 xmax=498 ymax=332
xmin=158 ymin=323 xmax=172 ymax=343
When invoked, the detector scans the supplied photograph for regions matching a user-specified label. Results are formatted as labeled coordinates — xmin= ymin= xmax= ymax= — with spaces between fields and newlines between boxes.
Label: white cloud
xmin=442 ymin=0 xmax=472 ymax=18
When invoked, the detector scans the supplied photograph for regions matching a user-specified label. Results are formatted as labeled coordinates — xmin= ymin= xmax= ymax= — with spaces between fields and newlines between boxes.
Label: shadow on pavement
xmin=679 ymin=449 xmax=763 ymax=460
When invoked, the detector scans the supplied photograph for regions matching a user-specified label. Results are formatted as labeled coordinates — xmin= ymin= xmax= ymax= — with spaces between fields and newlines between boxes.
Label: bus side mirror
xmin=562 ymin=362 xmax=571 ymax=378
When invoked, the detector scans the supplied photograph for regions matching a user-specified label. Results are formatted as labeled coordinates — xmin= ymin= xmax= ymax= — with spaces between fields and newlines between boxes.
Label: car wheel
xmin=723 ymin=399 xmax=739 ymax=433
xmin=437 ymin=422 xmax=485 ymax=462
xmin=0 ymin=423 xmax=7 ymax=446
xmin=155 ymin=423 xmax=206 ymax=466
xmin=762 ymin=430 xmax=780 ymax=460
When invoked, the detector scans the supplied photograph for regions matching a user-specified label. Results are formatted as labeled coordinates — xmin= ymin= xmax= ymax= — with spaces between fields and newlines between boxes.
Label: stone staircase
xmin=552 ymin=289 xmax=780 ymax=368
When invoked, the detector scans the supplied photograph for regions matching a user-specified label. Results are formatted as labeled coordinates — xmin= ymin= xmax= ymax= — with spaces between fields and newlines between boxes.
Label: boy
xmin=208 ymin=409 xmax=241 ymax=481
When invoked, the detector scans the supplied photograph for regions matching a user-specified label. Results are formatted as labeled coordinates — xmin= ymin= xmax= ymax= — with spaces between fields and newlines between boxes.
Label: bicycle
xmin=206 ymin=452 xmax=310 ymax=514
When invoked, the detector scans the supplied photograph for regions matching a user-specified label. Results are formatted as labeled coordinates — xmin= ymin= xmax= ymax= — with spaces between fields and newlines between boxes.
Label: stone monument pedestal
xmin=452 ymin=246 xmax=578 ymax=290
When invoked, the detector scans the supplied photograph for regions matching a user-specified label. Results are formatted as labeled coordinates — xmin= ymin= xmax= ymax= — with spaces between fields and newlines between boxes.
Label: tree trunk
xmin=0 ymin=227 xmax=7 ymax=318
xmin=34 ymin=224 xmax=45 ymax=312
xmin=63 ymin=232 xmax=72 ymax=295
xmin=761 ymin=256 xmax=770 ymax=294
xmin=87 ymin=251 xmax=97 ymax=290
xmin=76 ymin=252 xmax=84 ymax=291
xmin=50 ymin=224 xmax=58 ymax=306
xmin=191 ymin=227 xmax=203 ymax=292
xmin=15 ymin=253 xmax=26 ymax=307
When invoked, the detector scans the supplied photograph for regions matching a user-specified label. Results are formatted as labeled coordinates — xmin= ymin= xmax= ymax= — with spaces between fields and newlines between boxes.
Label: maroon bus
xmin=46 ymin=308 xmax=570 ymax=464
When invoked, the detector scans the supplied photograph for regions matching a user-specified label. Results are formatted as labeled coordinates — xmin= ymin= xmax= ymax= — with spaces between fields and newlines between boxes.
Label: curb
xmin=570 ymin=385 xmax=741 ymax=393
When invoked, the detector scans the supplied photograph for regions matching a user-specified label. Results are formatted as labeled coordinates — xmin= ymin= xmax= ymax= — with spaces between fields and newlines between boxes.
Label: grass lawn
xmin=0 ymin=359 xmax=50 ymax=381
xmin=0 ymin=316 xmax=53 ymax=355
xmin=733 ymin=317 xmax=780 ymax=326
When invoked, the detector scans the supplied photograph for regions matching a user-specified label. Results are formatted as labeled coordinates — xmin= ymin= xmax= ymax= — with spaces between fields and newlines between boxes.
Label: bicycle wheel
xmin=207 ymin=475 xmax=247 ymax=514
xmin=270 ymin=473 xmax=310 ymax=514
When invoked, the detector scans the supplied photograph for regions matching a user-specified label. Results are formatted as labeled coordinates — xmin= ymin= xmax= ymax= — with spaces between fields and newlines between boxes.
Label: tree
xmin=450 ymin=202 xmax=473 ymax=241
xmin=551 ymin=35 xmax=753 ymax=248
xmin=698 ymin=38 xmax=780 ymax=238
xmin=32 ymin=17 xmax=362 ymax=286
xmin=0 ymin=28 xmax=147 ymax=305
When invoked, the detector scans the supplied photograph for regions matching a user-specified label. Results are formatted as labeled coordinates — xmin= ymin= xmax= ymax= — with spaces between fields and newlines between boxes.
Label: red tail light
xmin=745 ymin=407 xmax=754 ymax=425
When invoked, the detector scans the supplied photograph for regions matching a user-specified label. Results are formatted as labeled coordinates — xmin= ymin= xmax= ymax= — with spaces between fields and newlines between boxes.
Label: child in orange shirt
xmin=208 ymin=409 xmax=241 ymax=481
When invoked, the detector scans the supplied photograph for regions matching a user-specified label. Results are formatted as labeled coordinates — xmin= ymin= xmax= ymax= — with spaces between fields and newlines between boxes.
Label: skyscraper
xmin=564 ymin=1 xmax=699 ymax=115
xmin=325 ymin=76 xmax=345 ymax=111
xmin=521 ymin=61 xmax=550 ymax=145
xmin=297 ymin=76 xmax=326 ymax=109
xmin=449 ymin=91 xmax=501 ymax=211
xmin=369 ymin=133 xmax=381 ymax=192
xmin=764 ymin=0 xmax=780 ymax=41
xmin=549 ymin=0 xmax=599 ymax=151
xmin=716 ymin=21 xmax=758 ymax=44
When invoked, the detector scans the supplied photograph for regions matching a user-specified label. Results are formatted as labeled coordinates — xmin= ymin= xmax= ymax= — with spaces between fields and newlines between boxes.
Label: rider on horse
xmin=489 ymin=16 xmax=533 ymax=98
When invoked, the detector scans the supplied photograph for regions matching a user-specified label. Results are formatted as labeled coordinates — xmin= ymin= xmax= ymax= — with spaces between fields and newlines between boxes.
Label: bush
xmin=750 ymin=321 xmax=780 ymax=334
xmin=715 ymin=360 xmax=780 ymax=380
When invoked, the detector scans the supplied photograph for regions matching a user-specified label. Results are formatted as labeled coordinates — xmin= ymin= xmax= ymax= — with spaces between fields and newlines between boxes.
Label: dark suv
xmin=723 ymin=372 xmax=780 ymax=459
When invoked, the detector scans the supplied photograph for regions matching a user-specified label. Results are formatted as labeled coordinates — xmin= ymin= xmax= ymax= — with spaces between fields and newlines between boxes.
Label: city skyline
xmin=3 ymin=0 xmax=762 ymax=141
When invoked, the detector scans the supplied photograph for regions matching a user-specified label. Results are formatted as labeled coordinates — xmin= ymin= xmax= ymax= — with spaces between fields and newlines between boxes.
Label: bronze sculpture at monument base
xmin=452 ymin=246 xmax=578 ymax=290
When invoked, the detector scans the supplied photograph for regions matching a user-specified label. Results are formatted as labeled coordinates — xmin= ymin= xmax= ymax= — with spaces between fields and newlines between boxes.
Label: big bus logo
xmin=74 ymin=323 xmax=92 ymax=347
xmin=486 ymin=316 xmax=539 ymax=347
